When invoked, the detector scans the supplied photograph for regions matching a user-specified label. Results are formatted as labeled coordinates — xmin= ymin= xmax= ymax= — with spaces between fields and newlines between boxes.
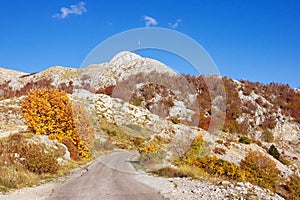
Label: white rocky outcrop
xmin=0 ymin=68 xmax=27 ymax=85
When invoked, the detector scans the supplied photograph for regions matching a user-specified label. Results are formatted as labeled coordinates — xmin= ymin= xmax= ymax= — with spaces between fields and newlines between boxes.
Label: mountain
xmin=0 ymin=52 xmax=176 ymax=98
xmin=0 ymin=51 xmax=299 ymax=199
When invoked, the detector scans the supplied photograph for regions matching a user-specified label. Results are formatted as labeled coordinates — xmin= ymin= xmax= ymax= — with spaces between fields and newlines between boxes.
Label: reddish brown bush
xmin=96 ymin=85 xmax=116 ymax=96
xmin=213 ymin=147 xmax=226 ymax=155
xmin=62 ymin=138 xmax=81 ymax=161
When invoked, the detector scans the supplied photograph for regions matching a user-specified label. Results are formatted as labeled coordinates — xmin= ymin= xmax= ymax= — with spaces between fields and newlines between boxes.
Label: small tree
xmin=22 ymin=88 xmax=91 ymax=160
xmin=268 ymin=144 xmax=280 ymax=160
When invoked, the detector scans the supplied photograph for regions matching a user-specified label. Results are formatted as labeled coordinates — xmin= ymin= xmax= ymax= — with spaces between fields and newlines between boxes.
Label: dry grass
xmin=98 ymin=118 xmax=146 ymax=150
xmin=0 ymin=165 xmax=40 ymax=192
xmin=153 ymin=165 xmax=209 ymax=180
xmin=0 ymin=132 xmax=91 ymax=193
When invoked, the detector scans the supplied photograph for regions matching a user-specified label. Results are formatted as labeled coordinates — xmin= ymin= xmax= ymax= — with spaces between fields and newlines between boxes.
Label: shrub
xmin=261 ymin=130 xmax=274 ymax=143
xmin=268 ymin=144 xmax=280 ymax=160
xmin=255 ymin=97 xmax=264 ymax=106
xmin=176 ymin=135 xmax=241 ymax=180
xmin=243 ymin=86 xmax=252 ymax=96
xmin=22 ymin=143 xmax=59 ymax=174
xmin=96 ymin=85 xmax=115 ymax=96
xmin=199 ymin=156 xmax=241 ymax=179
xmin=170 ymin=117 xmax=180 ymax=124
xmin=198 ymin=114 xmax=210 ymax=131
xmin=72 ymin=103 xmax=95 ymax=148
xmin=260 ymin=116 xmax=277 ymax=130
xmin=181 ymin=134 xmax=205 ymax=163
xmin=134 ymin=99 xmax=142 ymax=106
xmin=252 ymin=139 xmax=263 ymax=147
xmin=0 ymin=133 xmax=59 ymax=175
xmin=213 ymin=147 xmax=226 ymax=155
xmin=239 ymin=136 xmax=251 ymax=144
xmin=62 ymin=138 xmax=81 ymax=161
xmin=216 ymin=140 xmax=223 ymax=144
xmin=22 ymin=88 xmax=74 ymax=136
xmin=139 ymin=140 xmax=160 ymax=154
xmin=240 ymin=151 xmax=280 ymax=191
xmin=22 ymin=88 xmax=91 ymax=160
xmin=154 ymin=166 xmax=189 ymax=178
xmin=0 ymin=165 xmax=39 ymax=192
xmin=284 ymin=175 xmax=300 ymax=200
xmin=153 ymin=165 xmax=205 ymax=179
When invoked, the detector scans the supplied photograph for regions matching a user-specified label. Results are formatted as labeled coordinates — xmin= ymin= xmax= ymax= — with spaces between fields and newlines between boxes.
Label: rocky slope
xmin=0 ymin=68 xmax=27 ymax=85
xmin=0 ymin=51 xmax=299 ymax=199
xmin=0 ymin=52 xmax=176 ymax=98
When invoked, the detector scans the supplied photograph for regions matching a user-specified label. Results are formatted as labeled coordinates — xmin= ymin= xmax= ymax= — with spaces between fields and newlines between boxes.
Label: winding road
xmin=47 ymin=151 xmax=167 ymax=200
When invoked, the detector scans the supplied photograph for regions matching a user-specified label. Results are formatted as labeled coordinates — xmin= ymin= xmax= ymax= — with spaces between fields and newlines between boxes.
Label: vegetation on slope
xmin=98 ymin=119 xmax=146 ymax=150
xmin=0 ymin=133 xmax=80 ymax=193
xmin=154 ymin=133 xmax=300 ymax=200
xmin=22 ymin=88 xmax=91 ymax=160
xmin=185 ymin=75 xmax=300 ymax=134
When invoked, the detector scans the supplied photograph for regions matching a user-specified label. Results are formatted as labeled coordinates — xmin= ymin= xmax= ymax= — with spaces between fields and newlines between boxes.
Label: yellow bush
xmin=178 ymin=134 xmax=206 ymax=165
xmin=22 ymin=88 xmax=91 ymax=160
xmin=139 ymin=140 xmax=160 ymax=154
xmin=285 ymin=175 xmax=300 ymax=200
xmin=240 ymin=151 xmax=280 ymax=191
xmin=22 ymin=88 xmax=73 ymax=136
xmin=196 ymin=156 xmax=241 ymax=179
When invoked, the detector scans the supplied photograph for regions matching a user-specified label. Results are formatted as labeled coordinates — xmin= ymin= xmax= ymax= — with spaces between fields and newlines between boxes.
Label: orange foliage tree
xmin=22 ymin=88 xmax=91 ymax=160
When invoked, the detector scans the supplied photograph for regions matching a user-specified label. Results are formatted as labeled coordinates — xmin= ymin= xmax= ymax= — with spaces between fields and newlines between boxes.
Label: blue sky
xmin=0 ymin=0 xmax=299 ymax=87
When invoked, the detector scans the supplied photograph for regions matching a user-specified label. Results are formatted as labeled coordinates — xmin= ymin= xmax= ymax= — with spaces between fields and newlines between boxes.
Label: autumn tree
xmin=22 ymin=88 xmax=91 ymax=160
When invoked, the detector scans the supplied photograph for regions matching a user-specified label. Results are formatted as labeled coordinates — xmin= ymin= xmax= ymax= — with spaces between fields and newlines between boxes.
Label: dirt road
xmin=47 ymin=151 xmax=167 ymax=200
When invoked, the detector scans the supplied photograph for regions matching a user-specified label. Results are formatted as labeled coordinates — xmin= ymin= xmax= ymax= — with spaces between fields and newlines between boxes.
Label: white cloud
xmin=52 ymin=2 xmax=87 ymax=19
xmin=168 ymin=19 xmax=182 ymax=29
xmin=144 ymin=16 xmax=158 ymax=27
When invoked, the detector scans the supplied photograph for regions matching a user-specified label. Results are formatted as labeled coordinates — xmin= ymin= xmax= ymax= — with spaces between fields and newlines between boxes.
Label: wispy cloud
xmin=168 ymin=19 xmax=182 ymax=29
xmin=52 ymin=2 xmax=87 ymax=19
xmin=144 ymin=16 xmax=158 ymax=27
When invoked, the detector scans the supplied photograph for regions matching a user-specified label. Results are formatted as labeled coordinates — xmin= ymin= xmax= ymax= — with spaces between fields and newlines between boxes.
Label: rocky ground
xmin=137 ymin=175 xmax=284 ymax=200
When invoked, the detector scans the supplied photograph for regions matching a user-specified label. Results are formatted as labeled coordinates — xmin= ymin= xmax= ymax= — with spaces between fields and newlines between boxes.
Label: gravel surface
xmin=136 ymin=175 xmax=284 ymax=200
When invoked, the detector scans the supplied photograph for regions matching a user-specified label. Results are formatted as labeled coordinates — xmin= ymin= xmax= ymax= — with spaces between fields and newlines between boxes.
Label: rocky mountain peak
xmin=110 ymin=51 xmax=142 ymax=65
xmin=108 ymin=51 xmax=177 ymax=81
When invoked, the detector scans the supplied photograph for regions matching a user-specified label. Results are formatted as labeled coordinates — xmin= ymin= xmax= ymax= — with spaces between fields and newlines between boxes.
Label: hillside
xmin=0 ymin=51 xmax=299 ymax=199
